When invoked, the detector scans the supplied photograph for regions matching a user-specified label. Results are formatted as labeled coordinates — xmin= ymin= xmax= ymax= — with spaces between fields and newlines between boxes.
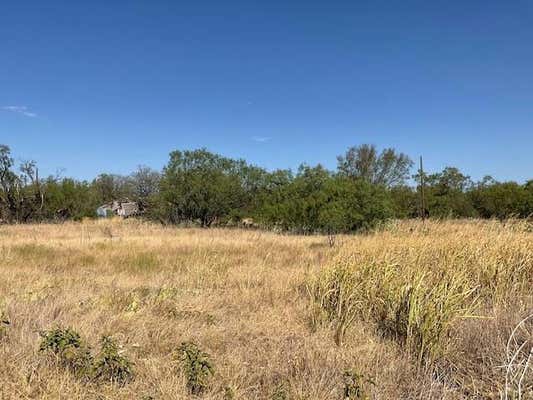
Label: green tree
xmin=91 ymin=173 xmax=133 ymax=204
xmin=469 ymin=180 xmax=530 ymax=219
xmin=258 ymin=164 xmax=330 ymax=232
xmin=388 ymin=185 xmax=419 ymax=218
xmin=420 ymin=167 xmax=475 ymax=217
xmin=524 ymin=180 xmax=533 ymax=217
xmin=0 ymin=145 xmax=19 ymax=221
xmin=159 ymin=149 xmax=248 ymax=226
xmin=129 ymin=166 xmax=160 ymax=211
xmin=257 ymin=165 xmax=392 ymax=233
xmin=318 ymin=176 xmax=393 ymax=233
xmin=0 ymin=145 xmax=45 ymax=222
xmin=337 ymin=144 xmax=413 ymax=187
xmin=43 ymin=178 xmax=97 ymax=220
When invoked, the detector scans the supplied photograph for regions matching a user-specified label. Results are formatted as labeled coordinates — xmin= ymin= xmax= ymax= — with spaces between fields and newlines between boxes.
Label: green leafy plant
xmin=93 ymin=335 xmax=134 ymax=386
xmin=176 ymin=341 xmax=214 ymax=395
xmin=39 ymin=327 xmax=93 ymax=377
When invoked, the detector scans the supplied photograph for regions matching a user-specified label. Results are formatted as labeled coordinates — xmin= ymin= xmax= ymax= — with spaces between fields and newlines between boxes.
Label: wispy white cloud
xmin=251 ymin=136 xmax=271 ymax=143
xmin=2 ymin=106 xmax=37 ymax=118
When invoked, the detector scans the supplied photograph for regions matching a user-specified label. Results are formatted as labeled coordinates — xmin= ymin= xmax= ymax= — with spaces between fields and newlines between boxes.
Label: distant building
xmin=116 ymin=201 xmax=139 ymax=217
xmin=96 ymin=204 xmax=113 ymax=218
xmin=97 ymin=201 xmax=139 ymax=218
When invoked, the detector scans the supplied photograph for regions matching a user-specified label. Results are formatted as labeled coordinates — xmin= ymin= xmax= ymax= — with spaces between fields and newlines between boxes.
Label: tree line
xmin=1 ymin=144 xmax=531 ymax=232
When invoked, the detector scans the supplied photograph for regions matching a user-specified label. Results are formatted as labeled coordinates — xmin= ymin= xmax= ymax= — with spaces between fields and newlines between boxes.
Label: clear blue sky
xmin=1 ymin=0 xmax=532 ymax=182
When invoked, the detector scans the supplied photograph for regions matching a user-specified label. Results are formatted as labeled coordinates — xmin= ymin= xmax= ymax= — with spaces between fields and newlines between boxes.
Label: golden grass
xmin=0 ymin=219 xmax=531 ymax=399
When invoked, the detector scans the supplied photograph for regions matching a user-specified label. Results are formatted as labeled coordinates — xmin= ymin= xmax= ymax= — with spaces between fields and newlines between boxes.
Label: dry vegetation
xmin=0 ymin=219 xmax=531 ymax=399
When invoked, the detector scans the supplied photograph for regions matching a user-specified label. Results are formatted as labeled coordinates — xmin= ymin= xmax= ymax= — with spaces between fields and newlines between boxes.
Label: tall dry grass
xmin=0 ymin=218 xmax=531 ymax=399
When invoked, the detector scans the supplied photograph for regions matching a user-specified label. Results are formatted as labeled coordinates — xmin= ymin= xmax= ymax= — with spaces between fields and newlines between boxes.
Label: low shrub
xmin=93 ymin=335 xmax=134 ymax=386
xmin=39 ymin=327 xmax=93 ymax=378
xmin=176 ymin=341 xmax=214 ymax=395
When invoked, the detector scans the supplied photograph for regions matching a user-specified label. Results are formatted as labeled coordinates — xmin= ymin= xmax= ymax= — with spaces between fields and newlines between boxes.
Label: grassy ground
xmin=0 ymin=219 xmax=531 ymax=399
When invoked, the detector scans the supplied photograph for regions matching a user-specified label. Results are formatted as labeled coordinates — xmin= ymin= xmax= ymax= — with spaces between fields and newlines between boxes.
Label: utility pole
xmin=36 ymin=167 xmax=44 ymax=212
xmin=419 ymin=156 xmax=426 ymax=220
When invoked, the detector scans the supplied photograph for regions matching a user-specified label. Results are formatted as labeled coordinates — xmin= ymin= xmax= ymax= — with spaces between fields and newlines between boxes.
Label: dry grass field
xmin=0 ymin=219 xmax=531 ymax=399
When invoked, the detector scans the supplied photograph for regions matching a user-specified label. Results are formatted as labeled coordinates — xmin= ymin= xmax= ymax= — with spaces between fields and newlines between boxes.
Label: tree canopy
xmin=337 ymin=144 xmax=413 ymax=187
xmin=0 ymin=143 xmax=531 ymax=230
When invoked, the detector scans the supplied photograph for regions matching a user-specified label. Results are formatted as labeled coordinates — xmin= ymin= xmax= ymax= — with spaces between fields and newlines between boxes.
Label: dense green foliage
xmin=160 ymin=149 xmax=250 ymax=226
xmin=39 ymin=327 xmax=94 ymax=377
xmin=39 ymin=328 xmax=134 ymax=385
xmin=93 ymin=336 xmax=134 ymax=386
xmin=176 ymin=341 xmax=215 ymax=395
xmin=0 ymin=144 xmax=531 ymax=231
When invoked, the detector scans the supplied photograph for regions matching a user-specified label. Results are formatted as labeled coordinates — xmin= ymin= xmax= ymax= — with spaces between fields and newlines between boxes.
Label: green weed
xmin=39 ymin=327 xmax=93 ymax=378
xmin=93 ymin=335 xmax=134 ymax=386
xmin=176 ymin=341 xmax=214 ymax=395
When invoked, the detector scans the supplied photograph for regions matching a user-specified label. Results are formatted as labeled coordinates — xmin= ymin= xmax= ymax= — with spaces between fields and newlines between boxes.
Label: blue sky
xmin=1 ymin=0 xmax=532 ymax=182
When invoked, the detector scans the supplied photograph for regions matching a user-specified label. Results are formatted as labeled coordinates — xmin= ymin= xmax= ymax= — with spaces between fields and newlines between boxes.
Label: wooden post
xmin=36 ymin=167 xmax=44 ymax=212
